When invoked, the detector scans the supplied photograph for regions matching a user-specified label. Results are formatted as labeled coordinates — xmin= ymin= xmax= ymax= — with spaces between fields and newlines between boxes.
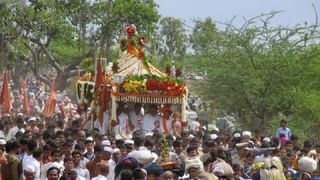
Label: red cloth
xmin=41 ymin=80 xmax=57 ymax=117
xmin=0 ymin=70 xmax=11 ymax=114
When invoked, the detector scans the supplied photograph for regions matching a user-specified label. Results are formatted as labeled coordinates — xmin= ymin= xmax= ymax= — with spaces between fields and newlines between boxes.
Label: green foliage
xmin=187 ymin=13 xmax=320 ymax=139
xmin=158 ymin=17 xmax=188 ymax=60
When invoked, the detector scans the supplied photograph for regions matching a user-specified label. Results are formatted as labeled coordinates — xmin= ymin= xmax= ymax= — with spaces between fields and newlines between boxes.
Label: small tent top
xmin=110 ymin=24 xmax=167 ymax=78
xmin=115 ymin=52 xmax=167 ymax=77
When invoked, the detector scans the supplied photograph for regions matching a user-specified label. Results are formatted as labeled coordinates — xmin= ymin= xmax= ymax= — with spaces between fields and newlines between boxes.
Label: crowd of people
xmin=0 ymin=80 xmax=319 ymax=180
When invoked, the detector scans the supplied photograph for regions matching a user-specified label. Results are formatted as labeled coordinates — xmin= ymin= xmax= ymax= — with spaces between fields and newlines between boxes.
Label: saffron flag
xmin=41 ymin=80 xmax=57 ymax=117
xmin=22 ymin=81 xmax=30 ymax=115
xmin=95 ymin=59 xmax=107 ymax=127
xmin=0 ymin=70 xmax=11 ymax=114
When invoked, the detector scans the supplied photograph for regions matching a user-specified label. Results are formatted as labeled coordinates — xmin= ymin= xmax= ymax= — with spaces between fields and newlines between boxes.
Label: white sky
xmin=155 ymin=0 xmax=320 ymax=30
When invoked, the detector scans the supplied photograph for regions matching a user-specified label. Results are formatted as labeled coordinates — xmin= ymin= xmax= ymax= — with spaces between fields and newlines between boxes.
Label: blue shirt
xmin=275 ymin=127 xmax=292 ymax=139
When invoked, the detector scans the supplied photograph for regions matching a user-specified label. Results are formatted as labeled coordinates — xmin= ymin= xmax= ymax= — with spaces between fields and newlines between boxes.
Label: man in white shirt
xmin=107 ymin=148 xmax=121 ymax=180
xmin=142 ymin=105 xmax=161 ymax=133
xmin=72 ymin=151 xmax=90 ymax=180
xmin=129 ymin=103 xmax=144 ymax=130
xmin=7 ymin=117 xmax=25 ymax=140
xmin=24 ymin=148 xmax=42 ymax=180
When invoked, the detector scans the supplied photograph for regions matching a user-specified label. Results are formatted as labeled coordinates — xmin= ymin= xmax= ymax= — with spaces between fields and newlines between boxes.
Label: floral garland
xmin=120 ymin=75 xmax=185 ymax=95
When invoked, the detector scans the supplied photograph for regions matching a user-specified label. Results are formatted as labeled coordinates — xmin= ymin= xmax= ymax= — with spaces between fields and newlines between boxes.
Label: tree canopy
xmin=187 ymin=12 xmax=320 ymax=139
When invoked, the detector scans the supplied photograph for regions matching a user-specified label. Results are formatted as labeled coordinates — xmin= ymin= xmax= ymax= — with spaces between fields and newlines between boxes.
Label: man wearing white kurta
xmin=129 ymin=103 xmax=144 ymax=130
xmin=142 ymin=105 xmax=161 ymax=133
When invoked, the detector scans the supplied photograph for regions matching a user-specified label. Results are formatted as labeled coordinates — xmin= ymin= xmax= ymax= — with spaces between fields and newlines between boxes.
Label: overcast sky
xmin=155 ymin=0 xmax=320 ymax=30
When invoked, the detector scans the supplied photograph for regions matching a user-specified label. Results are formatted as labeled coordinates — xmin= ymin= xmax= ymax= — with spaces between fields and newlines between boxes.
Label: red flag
xmin=22 ymin=81 xmax=30 ymax=115
xmin=41 ymin=80 xmax=57 ymax=117
xmin=0 ymin=70 xmax=11 ymax=114
xmin=95 ymin=59 xmax=107 ymax=127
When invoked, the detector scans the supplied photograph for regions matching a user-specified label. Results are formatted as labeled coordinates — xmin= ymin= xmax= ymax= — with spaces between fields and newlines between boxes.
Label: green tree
xmin=158 ymin=17 xmax=188 ymax=61
xmin=190 ymin=17 xmax=220 ymax=55
xmin=0 ymin=0 xmax=160 ymax=90
xmin=187 ymin=13 xmax=320 ymax=138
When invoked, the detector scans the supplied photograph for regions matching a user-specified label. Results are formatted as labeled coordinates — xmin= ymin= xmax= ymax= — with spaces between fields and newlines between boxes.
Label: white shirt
xmin=129 ymin=111 xmax=143 ymax=129
xmin=94 ymin=112 xmax=109 ymax=134
xmin=118 ymin=112 xmax=129 ymax=129
xmin=7 ymin=126 xmax=25 ymax=140
xmin=92 ymin=175 xmax=108 ymax=180
xmin=142 ymin=113 xmax=161 ymax=133
xmin=107 ymin=159 xmax=116 ymax=180
xmin=72 ymin=166 xmax=90 ymax=180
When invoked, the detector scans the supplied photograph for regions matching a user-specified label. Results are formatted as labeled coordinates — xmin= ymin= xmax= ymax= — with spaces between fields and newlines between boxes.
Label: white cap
xmin=104 ymin=146 xmax=113 ymax=153
xmin=101 ymin=140 xmax=111 ymax=146
xmin=233 ymin=133 xmax=241 ymax=138
xmin=263 ymin=137 xmax=271 ymax=143
xmin=188 ymin=134 xmax=195 ymax=140
xmin=28 ymin=117 xmax=36 ymax=122
xmin=209 ymin=134 xmax=218 ymax=140
xmin=124 ymin=139 xmax=134 ymax=145
xmin=213 ymin=166 xmax=225 ymax=174
xmin=113 ymin=148 xmax=120 ymax=153
xmin=145 ymin=132 xmax=153 ymax=136
xmin=24 ymin=165 xmax=36 ymax=172
xmin=86 ymin=137 xmax=94 ymax=141
xmin=242 ymin=131 xmax=252 ymax=137
xmin=0 ymin=139 xmax=6 ymax=145
xmin=17 ymin=112 xmax=23 ymax=116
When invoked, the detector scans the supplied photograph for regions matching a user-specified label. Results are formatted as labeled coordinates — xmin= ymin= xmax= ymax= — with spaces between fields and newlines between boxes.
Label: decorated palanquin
xmin=109 ymin=25 xmax=188 ymax=126
xmin=76 ymin=24 xmax=188 ymax=136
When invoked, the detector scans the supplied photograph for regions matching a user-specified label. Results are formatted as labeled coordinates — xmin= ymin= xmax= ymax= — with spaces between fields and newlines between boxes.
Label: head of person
xmin=51 ymin=149 xmax=61 ymax=162
xmin=85 ymin=139 xmax=94 ymax=152
xmin=134 ymin=103 xmax=142 ymax=113
xmin=63 ymin=156 xmax=73 ymax=171
xmin=119 ymin=169 xmax=134 ymax=180
xmin=67 ymin=170 xmax=78 ymax=180
xmin=97 ymin=162 xmax=109 ymax=176
xmin=94 ymin=145 xmax=104 ymax=161
xmin=133 ymin=168 xmax=147 ymax=180
xmin=159 ymin=170 xmax=174 ymax=180
xmin=185 ymin=158 xmax=203 ymax=178
xmin=112 ymin=148 xmax=121 ymax=163
xmin=16 ymin=116 xmax=25 ymax=129
xmin=189 ymin=137 xmax=200 ymax=149
xmin=148 ymin=105 xmax=158 ymax=116
xmin=133 ymin=130 xmax=145 ymax=147
xmin=5 ymin=140 xmax=21 ymax=153
xmin=173 ymin=139 xmax=184 ymax=155
xmin=32 ymin=148 xmax=43 ymax=161
xmin=186 ymin=146 xmax=198 ymax=157
xmin=77 ymin=130 xmax=86 ymax=142
xmin=72 ymin=151 xmax=81 ymax=167
xmin=24 ymin=165 xmax=36 ymax=180
xmin=102 ymin=146 xmax=113 ymax=161
xmin=280 ymin=119 xmax=287 ymax=128
xmin=47 ymin=167 xmax=60 ymax=180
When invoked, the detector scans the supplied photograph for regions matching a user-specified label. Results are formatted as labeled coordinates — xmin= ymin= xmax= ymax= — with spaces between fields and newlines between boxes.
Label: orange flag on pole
xmin=41 ymin=80 xmax=57 ymax=117
xmin=22 ymin=81 xmax=30 ymax=115
xmin=0 ymin=70 xmax=11 ymax=114
xmin=95 ymin=59 xmax=107 ymax=127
